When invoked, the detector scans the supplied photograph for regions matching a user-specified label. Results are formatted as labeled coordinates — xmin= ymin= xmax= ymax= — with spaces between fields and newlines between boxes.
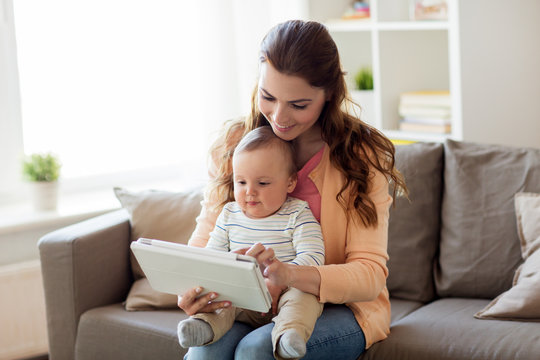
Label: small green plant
xmin=22 ymin=153 xmax=61 ymax=182
xmin=354 ymin=66 xmax=374 ymax=90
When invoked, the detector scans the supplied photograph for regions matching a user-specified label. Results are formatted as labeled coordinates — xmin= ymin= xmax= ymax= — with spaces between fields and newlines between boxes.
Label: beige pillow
xmin=124 ymin=278 xmax=179 ymax=310
xmin=475 ymin=192 xmax=540 ymax=320
xmin=114 ymin=186 xmax=203 ymax=310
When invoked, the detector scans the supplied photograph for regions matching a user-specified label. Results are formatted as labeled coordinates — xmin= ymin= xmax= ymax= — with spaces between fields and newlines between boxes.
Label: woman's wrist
xmin=287 ymin=264 xmax=321 ymax=297
xmin=284 ymin=263 xmax=295 ymax=289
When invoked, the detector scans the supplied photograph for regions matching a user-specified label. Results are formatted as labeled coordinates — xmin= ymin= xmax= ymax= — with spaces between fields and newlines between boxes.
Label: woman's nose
xmin=272 ymin=102 xmax=286 ymax=123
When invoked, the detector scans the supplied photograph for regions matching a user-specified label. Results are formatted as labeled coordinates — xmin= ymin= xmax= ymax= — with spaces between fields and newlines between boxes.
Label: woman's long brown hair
xmin=207 ymin=20 xmax=407 ymax=227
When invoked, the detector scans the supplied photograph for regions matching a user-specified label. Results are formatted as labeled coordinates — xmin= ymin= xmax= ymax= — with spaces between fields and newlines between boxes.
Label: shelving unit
xmin=304 ymin=0 xmax=460 ymax=142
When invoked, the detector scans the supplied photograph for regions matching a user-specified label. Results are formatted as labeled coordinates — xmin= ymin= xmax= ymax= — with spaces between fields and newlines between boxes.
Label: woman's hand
xmin=177 ymin=286 xmax=231 ymax=316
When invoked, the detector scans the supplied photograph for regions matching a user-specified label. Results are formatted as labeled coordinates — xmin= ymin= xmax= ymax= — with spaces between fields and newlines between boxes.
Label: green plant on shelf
xmin=354 ymin=66 xmax=373 ymax=90
xmin=22 ymin=153 xmax=61 ymax=182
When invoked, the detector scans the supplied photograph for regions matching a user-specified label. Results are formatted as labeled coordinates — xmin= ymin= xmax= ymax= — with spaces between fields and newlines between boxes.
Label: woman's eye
xmin=262 ymin=95 xmax=274 ymax=101
xmin=292 ymin=104 xmax=307 ymax=110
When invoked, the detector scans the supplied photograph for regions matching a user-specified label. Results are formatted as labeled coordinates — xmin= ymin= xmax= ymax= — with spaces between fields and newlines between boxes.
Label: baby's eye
xmin=236 ymin=180 xmax=246 ymax=185
xmin=259 ymin=182 xmax=270 ymax=186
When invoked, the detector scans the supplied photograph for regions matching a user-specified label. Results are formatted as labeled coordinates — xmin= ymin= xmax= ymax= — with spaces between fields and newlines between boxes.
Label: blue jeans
xmin=184 ymin=304 xmax=366 ymax=360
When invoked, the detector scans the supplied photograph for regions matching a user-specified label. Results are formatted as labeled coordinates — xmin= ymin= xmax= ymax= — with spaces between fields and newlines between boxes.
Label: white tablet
xmin=130 ymin=238 xmax=272 ymax=313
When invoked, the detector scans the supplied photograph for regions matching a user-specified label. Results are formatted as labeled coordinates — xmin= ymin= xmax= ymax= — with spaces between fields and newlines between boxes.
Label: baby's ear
xmin=287 ymin=174 xmax=298 ymax=193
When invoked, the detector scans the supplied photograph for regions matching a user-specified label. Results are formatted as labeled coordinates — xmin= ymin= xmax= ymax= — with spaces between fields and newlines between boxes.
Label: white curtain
xmin=11 ymin=0 xmax=306 ymax=185
xmin=0 ymin=0 xmax=25 ymax=203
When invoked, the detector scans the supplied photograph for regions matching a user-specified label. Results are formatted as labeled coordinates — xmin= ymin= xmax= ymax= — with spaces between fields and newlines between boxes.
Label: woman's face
xmin=258 ymin=62 xmax=327 ymax=142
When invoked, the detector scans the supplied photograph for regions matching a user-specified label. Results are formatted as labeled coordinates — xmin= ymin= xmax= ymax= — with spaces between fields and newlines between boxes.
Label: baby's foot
xmin=277 ymin=329 xmax=306 ymax=359
xmin=177 ymin=318 xmax=213 ymax=348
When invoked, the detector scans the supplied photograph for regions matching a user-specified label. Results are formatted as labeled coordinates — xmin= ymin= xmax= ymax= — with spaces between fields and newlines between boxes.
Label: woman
xmin=179 ymin=20 xmax=407 ymax=359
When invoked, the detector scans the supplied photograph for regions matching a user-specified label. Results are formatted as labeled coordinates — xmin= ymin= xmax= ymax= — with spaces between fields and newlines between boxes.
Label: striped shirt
xmin=206 ymin=197 xmax=325 ymax=266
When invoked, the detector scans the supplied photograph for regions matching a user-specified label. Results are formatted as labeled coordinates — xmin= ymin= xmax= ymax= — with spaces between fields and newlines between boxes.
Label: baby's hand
xmin=263 ymin=259 xmax=291 ymax=289
xmin=238 ymin=242 xmax=276 ymax=272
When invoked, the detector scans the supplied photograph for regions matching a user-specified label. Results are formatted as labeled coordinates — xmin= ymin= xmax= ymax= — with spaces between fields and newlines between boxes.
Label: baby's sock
xmin=177 ymin=318 xmax=214 ymax=348
xmin=277 ymin=329 xmax=307 ymax=359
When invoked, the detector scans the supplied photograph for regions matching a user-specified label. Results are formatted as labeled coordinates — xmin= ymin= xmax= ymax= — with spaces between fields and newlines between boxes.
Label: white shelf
xmin=307 ymin=0 xmax=459 ymax=143
xmin=307 ymin=0 xmax=540 ymax=148
xmin=376 ymin=21 xmax=450 ymax=31
xmin=325 ymin=19 xmax=373 ymax=32
xmin=383 ymin=129 xmax=450 ymax=143
xmin=326 ymin=19 xmax=450 ymax=32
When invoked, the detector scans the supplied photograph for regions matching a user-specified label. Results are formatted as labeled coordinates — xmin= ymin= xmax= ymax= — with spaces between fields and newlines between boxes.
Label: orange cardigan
xmin=188 ymin=144 xmax=392 ymax=348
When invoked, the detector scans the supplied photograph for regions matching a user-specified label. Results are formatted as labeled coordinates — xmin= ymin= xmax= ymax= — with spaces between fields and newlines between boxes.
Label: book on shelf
xmin=399 ymin=90 xmax=451 ymax=107
xmin=398 ymin=90 xmax=452 ymax=134
xmin=399 ymin=104 xmax=451 ymax=118
xmin=391 ymin=139 xmax=418 ymax=145
xmin=342 ymin=1 xmax=370 ymax=20
xmin=399 ymin=121 xmax=451 ymax=134
xmin=411 ymin=0 xmax=448 ymax=21
xmin=401 ymin=116 xmax=451 ymax=126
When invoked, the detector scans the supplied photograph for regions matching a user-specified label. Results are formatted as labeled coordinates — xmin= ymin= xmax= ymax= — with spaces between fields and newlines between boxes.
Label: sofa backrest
xmin=435 ymin=140 xmax=540 ymax=299
xmin=387 ymin=142 xmax=444 ymax=303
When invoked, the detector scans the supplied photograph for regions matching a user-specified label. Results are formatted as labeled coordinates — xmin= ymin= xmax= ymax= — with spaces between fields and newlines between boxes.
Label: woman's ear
xmin=325 ymin=90 xmax=332 ymax=101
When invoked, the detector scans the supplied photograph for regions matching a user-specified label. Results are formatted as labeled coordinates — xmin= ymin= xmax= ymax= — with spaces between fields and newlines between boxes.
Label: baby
xmin=178 ymin=126 xmax=325 ymax=359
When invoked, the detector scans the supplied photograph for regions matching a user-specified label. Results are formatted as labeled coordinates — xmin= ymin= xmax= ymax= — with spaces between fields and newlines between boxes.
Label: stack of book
xmin=398 ymin=91 xmax=451 ymax=134
xmin=341 ymin=1 xmax=370 ymax=20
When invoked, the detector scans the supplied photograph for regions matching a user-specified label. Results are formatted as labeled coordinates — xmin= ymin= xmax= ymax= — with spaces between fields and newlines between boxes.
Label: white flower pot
xmin=350 ymin=90 xmax=375 ymax=126
xmin=31 ymin=181 xmax=59 ymax=212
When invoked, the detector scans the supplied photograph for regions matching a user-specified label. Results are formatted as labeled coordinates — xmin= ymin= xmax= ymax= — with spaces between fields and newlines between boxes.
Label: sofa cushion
xmin=114 ymin=187 xmax=203 ymax=310
xmin=436 ymin=140 xmax=540 ymax=298
xmin=75 ymin=303 xmax=188 ymax=360
xmin=475 ymin=192 xmax=540 ymax=320
xmin=387 ymin=142 xmax=443 ymax=302
xmin=362 ymin=298 xmax=540 ymax=360
xmin=389 ymin=298 xmax=424 ymax=324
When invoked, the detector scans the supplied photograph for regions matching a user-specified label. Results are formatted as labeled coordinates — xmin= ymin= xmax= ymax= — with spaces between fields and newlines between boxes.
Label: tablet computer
xmin=130 ymin=238 xmax=272 ymax=313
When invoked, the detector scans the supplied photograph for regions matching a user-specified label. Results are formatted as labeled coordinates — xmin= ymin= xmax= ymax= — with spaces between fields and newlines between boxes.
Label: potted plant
xmin=351 ymin=66 xmax=375 ymax=125
xmin=22 ymin=153 xmax=62 ymax=211
xmin=354 ymin=66 xmax=374 ymax=91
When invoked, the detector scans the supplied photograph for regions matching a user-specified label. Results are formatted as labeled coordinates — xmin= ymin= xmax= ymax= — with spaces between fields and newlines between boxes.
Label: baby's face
xmin=232 ymin=146 xmax=296 ymax=219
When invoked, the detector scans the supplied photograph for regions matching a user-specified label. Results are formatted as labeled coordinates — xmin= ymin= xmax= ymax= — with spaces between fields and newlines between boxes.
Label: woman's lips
xmin=273 ymin=121 xmax=294 ymax=132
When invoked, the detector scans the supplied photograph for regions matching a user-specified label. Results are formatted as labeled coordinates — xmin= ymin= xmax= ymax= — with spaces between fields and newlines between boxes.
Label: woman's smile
xmin=273 ymin=122 xmax=295 ymax=132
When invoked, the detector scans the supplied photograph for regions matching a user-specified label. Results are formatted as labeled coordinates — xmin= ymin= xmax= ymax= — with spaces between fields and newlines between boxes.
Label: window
xmin=14 ymin=0 xmax=218 ymax=181
xmin=1 ymin=0 xmax=305 ymax=205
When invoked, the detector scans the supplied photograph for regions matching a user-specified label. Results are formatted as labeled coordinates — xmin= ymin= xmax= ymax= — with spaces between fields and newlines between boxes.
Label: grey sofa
xmin=39 ymin=139 xmax=540 ymax=360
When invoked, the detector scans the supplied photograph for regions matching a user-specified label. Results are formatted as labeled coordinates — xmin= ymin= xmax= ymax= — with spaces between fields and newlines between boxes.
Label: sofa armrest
xmin=38 ymin=209 xmax=132 ymax=360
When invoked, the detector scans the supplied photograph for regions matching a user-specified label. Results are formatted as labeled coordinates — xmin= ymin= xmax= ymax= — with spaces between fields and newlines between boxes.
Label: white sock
xmin=177 ymin=318 xmax=214 ymax=348
xmin=277 ymin=329 xmax=307 ymax=359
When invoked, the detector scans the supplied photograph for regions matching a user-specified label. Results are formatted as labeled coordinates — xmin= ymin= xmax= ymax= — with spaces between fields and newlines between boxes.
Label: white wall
xmin=0 ymin=0 xmax=25 ymax=203
xmin=459 ymin=0 xmax=540 ymax=149
xmin=0 ymin=261 xmax=48 ymax=360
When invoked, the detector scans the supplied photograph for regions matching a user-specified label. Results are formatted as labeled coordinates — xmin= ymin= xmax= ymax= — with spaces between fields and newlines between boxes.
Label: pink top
xmin=290 ymin=145 xmax=325 ymax=222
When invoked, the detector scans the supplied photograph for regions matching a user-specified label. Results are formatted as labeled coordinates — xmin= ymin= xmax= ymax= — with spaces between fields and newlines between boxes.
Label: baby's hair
xmin=234 ymin=126 xmax=296 ymax=177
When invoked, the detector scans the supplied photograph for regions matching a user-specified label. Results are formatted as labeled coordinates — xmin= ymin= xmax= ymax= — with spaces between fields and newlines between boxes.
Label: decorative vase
xmin=31 ymin=181 xmax=59 ymax=212
xmin=350 ymin=90 xmax=375 ymax=126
